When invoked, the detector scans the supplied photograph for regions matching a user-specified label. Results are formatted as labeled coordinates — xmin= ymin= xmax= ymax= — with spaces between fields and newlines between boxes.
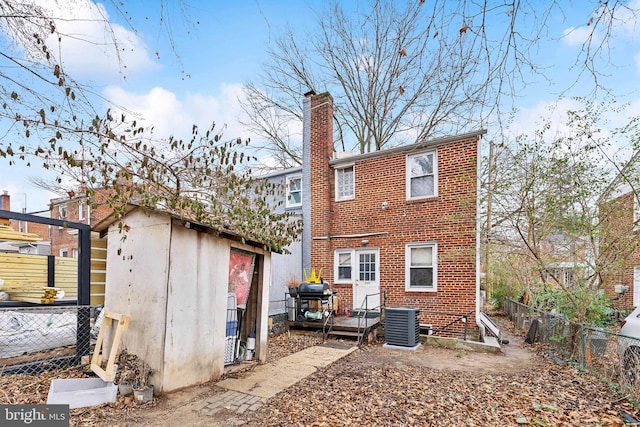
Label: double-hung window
xmin=59 ymin=204 xmax=68 ymax=220
xmin=286 ymin=175 xmax=302 ymax=208
xmin=335 ymin=165 xmax=355 ymax=201
xmin=79 ymin=201 xmax=86 ymax=221
xmin=407 ymin=151 xmax=437 ymax=199
xmin=405 ymin=243 xmax=437 ymax=291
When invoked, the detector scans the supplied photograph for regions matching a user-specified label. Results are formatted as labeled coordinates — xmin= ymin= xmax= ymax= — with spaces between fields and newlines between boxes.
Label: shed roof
xmin=92 ymin=204 xmax=274 ymax=252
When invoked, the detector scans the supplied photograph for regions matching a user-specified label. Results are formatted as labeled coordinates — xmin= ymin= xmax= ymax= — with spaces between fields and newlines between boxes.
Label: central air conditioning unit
xmin=385 ymin=307 xmax=420 ymax=347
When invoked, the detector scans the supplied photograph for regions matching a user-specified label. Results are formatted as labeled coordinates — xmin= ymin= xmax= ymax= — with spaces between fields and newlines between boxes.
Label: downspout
xmin=475 ymin=134 xmax=484 ymax=334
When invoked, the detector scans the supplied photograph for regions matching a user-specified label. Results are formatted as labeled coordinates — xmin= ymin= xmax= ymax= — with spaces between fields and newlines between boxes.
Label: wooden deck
xmin=286 ymin=314 xmax=381 ymax=342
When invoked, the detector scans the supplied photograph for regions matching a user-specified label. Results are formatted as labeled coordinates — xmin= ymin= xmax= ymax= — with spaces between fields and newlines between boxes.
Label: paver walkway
xmin=193 ymin=343 xmax=357 ymax=418
xmin=192 ymin=389 xmax=263 ymax=415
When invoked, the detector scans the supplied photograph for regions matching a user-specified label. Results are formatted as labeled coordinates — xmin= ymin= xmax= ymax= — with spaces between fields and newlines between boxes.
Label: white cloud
xmin=562 ymin=26 xmax=598 ymax=47
xmin=610 ymin=0 xmax=640 ymax=39
xmin=507 ymin=98 xmax=583 ymax=140
xmin=103 ymin=83 xmax=253 ymax=142
xmin=502 ymin=96 xmax=640 ymax=166
xmin=35 ymin=0 xmax=157 ymax=81
xmin=563 ymin=2 xmax=640 ymax=48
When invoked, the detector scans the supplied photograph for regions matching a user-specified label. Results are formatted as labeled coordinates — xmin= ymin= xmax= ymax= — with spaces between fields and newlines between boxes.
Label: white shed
xmin=94 ymin=206 xmax=272 ymax=392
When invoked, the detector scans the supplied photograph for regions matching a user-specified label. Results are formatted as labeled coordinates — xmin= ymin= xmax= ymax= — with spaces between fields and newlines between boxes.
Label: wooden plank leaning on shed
xmin=91 ymin=312 xmax=131 ymax=383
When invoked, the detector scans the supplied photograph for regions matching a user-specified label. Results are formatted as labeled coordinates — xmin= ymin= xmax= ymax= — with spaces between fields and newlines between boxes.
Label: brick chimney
xmin=0 ymin=191 xmax=9 ymax=225
xmin=303 ymin=92 xmax=334 ymax=282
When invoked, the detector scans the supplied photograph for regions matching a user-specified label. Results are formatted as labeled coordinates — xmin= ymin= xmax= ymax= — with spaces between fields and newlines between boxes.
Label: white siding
xmin=104 ymin=210 xmax=172 ymax=390
xmin=269 ymin=239 xmax=302 ymax=316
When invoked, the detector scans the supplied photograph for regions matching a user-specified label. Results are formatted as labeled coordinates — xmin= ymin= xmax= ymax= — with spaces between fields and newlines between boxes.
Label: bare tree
xmin=0 ymin=1 xmax=301 ymax=250
xmin=241 ymin=0 xmax=639 ymax=167
xmin=485 ymin=99 xmax=640 ymax=322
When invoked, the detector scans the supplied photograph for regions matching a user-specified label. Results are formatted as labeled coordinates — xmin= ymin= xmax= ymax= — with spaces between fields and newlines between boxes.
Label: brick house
xmin=268 ymin=92 xmax=485 ymax=336
xmin=50 ymin=188 xmax=112 ymax=257
xmin=0 ymin=191 xmax=51 ymax=254
xmin=599 ymin=180 xmax=640 ymax=310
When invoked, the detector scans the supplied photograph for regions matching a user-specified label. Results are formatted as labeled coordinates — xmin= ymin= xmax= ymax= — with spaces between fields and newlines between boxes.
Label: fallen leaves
xmin=243 ymin=346 xmax=640 ymax=426
xmin=265 ymin=332 xmax=323 ymax=363
xmin=2 ymin=321 xmax=639 ymax=426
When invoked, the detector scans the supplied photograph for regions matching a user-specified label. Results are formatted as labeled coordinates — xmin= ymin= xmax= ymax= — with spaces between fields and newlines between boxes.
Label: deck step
xmin=327 ymin=330 xmax=363 ymax=338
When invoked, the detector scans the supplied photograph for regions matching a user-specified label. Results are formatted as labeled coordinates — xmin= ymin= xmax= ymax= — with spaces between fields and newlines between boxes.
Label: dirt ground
xmin=85 ymin=318 xmax=538 ymax=426
xmin=2 ymin=315 xmax=638 ymax=426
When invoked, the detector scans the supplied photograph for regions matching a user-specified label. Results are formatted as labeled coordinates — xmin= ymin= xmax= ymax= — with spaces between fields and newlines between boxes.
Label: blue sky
xmin=1 ymin=0 xmax=640 ymax=212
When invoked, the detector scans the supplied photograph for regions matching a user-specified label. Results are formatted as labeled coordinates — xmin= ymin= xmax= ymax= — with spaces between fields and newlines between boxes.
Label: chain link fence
xmin=505 ymin=298 xmax=640 ymax=403
xmin=0 ymin=305 xmax=101 ymax=375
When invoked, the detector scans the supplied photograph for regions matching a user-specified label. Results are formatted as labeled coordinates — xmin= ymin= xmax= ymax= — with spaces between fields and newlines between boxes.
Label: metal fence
xmin=505 ymin=298 xmax=640 ymax=403
xmin=0 ymin=305 xmax=100 ymax=375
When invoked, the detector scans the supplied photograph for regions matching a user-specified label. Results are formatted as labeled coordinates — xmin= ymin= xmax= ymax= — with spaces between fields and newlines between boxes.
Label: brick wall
xmin=1 ymin=192 xmax=50 ymax=241
xmin=51 ymin=189 xmax=114 ymax=257
xmin=600 ymin=192 xmax=640 ymax=310
xmin=307 ymin=92 xmax=479 ymax=335
xmin=309 ymin=92 xmax=334 ymax=283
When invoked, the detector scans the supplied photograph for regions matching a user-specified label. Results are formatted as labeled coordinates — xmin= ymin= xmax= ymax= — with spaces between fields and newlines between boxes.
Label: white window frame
xmin=634 ymin=267 xmax=640 ymax=307
xmin=78 ymin=201 xmax=86 ymax=221
xmin=59 ymin=204 xmax=68 ymax=219
xmin=563 ymin=269 xmax=574 ymax=287
xmin=334 ymin=250 xmax=354 ymax=283
xmin=72 ymin=248 xmax=78 ymax=259
xmin=285 ymin=174 xmax=302 ymax=208
xmin=405 ymin=242 xmax=437 ymax=292
xmin=406 ymin=150 xmax=438 ymax=200
xmin=335 ymin=164 xmax=355 ymax=201
xmin=60 ymin=248 xmax=69 ymax=258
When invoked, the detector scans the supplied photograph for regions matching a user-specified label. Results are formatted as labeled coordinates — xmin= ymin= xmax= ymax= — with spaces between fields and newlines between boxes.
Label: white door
xmin=353 ymin=249 xmax=380 ymax=311
xmin=634 ymin=267 xmax=640 ymax=307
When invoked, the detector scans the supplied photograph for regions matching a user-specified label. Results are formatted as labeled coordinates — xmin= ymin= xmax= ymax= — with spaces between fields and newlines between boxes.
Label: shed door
xmin=353 ymin=249 xmax=380 ymax=311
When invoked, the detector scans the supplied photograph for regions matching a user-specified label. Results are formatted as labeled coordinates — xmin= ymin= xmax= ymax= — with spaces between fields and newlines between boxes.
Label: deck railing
xmin=356 ymin=291 xmax=386 ymax=346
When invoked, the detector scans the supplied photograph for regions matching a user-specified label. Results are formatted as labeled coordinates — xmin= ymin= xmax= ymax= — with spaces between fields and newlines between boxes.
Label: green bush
xmin=530 ymin=287 xmax=612 ymax=325
xmin=489 ymin=277 xmax=522 ymax=310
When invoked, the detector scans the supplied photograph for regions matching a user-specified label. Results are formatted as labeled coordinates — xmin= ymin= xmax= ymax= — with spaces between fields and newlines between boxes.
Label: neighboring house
xmin=50 ymin=187 xmax=112 ymax=258
xmin=267 ymin=92 xmax=485 ymax=336
xmin=93 ymin=205 xmax=273 ymax=392
xmin=599 ymin=166 xmax=640 ymax=310
xmin=261 ymin=167 xmax=303 ymax=321
xmin=540 ymin=234 xmax=593 ymax=289
xmin=0 ymin=191 xmax=51 ymax=254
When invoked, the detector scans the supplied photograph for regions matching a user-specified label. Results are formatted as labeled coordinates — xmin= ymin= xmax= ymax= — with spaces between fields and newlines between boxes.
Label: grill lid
xmin=298 ymin=282 xmax=332 ymax=296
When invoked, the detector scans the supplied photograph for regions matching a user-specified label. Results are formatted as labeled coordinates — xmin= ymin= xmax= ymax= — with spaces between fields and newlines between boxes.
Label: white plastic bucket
xmin=246 ymin=337 xmax=256 ymax=351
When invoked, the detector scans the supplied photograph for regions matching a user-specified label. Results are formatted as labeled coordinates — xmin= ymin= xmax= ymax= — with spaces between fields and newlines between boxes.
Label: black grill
xmin=297 ymin=282 xmax=333 ymax=300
